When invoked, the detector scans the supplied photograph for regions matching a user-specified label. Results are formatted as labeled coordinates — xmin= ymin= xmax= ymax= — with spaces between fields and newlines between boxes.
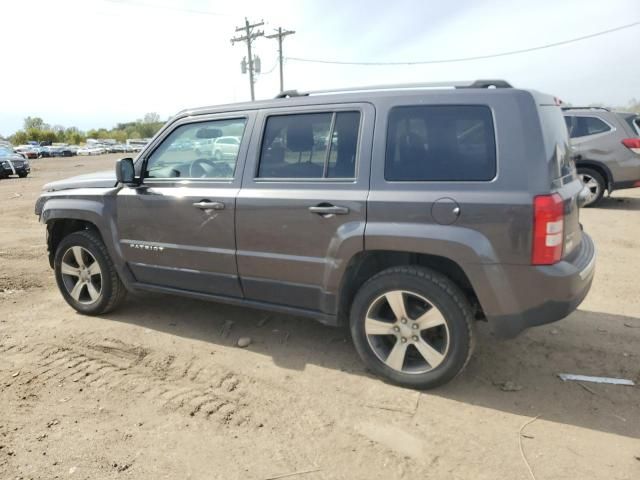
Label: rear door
xmin=236 ymin=103 xmax=373 ymax=314
xmin=116 ymin=113 xmax=254 ymax=297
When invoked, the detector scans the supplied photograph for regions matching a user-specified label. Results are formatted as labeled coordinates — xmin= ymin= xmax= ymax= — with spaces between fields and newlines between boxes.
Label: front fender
xmin=38 ymin=195 xmax=133 ymax=287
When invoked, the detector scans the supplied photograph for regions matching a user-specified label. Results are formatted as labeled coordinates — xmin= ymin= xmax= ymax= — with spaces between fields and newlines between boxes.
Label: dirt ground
xmin=1 ymin=154 xmax=639 ymax=480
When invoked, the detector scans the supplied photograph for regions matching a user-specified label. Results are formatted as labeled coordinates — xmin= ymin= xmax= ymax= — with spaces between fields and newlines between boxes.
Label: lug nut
xmin=401 ymin=337 xmax=407 ymax=343
xmin=393 ymin=326 xmax=400 ymax=333
xmin=412 ymin=336 xmax=419 ymax=342
xmin=401 ymin=318 xmax=407 ymax=324
xmin=411 ymin=324 xmax=418 ymax=330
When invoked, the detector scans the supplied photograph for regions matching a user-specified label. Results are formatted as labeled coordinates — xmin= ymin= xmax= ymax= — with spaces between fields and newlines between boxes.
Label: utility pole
xmin=231 ymin=18 xmax=264 ymax=101
xmin=266 ymin=27 xmax=295 ymax=93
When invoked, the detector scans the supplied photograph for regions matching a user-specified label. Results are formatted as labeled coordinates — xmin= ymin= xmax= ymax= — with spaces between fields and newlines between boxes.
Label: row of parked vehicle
xmin=13 ymin=142 xmax=146 ymax=159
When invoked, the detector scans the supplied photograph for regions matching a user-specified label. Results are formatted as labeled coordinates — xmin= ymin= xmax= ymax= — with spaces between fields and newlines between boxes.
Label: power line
xmin=286 ymin=20 xmax=640 ymax=66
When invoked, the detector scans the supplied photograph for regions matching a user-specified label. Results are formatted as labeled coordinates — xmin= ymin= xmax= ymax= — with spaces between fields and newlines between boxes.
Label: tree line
xmin=4 ymin=113 xmax=165 ymax=145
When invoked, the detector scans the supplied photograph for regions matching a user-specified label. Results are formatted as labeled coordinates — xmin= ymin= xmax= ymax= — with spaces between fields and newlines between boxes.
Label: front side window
xmin=564 ymin=115 xmax=611 ymax=138
xmin=258 ymin=111 xmax=360 ymax=179
xmin=385 ymin=105 xmax=496 ymax=181
xmin=145 ymin=118 xmax=247 ymax=179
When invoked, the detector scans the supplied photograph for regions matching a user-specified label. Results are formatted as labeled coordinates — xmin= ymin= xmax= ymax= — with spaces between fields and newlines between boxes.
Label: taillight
xmin=532 ymin=194 xmax=564 ymax=265
xmin=622 ymin=138 xmax=640 ymax=154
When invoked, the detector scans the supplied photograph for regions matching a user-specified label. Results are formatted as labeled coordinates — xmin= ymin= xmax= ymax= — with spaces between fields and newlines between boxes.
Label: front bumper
xmin=1 ymin=163 xmax=30 ymax=176
xmin=467 ymin=233 xmax=596 ymax=338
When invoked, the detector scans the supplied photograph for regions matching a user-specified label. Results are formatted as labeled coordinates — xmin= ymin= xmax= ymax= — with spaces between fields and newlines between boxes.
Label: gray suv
xmin=563 ymin=107 xmax=640 ymax=206
xmin=35 ymin=80 xmax=596 ymax=389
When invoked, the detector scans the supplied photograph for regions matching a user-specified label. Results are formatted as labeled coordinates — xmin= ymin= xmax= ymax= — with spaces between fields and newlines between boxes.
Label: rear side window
xmin=564 ymin=115 xmax=611 ymax=138
xmin=258 ymin=111 xmax=360 ymax=179
xmin=385 ymin=105 xmax=496 ymax=181
xmin=623 ymin=115 xmax=640 ymax=136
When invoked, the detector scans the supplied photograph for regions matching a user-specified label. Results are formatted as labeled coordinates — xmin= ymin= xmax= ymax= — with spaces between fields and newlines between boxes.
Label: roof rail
xmin=561 ymin=106 xmax=611 ymax=112
xmin=274 ymin=90 xmax=308 ymax=98
xmin=273 ymin=79 xmax=512 ymax=99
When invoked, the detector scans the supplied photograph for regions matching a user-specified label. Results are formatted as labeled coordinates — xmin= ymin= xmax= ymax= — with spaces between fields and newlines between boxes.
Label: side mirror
xmin=116 ymin=157 xmax=137 ymax=186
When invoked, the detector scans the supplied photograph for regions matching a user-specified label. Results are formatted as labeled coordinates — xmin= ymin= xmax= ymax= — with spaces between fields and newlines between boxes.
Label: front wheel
xmin=54 ymin=230 xmax=127 ymax=315
xmin=350 ymin=266 xmax=474 ymax=389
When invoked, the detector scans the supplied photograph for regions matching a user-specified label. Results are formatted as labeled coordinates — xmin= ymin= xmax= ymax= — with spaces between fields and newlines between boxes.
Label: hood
xmin=1 ymin=154 xmax=27 ymax=162
xmin=44 ymin=170 xmax=118 ymax=192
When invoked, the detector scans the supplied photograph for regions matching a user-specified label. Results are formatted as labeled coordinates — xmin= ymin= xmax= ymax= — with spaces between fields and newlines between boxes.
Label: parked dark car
xmin=35 ymin=80 xmax=596 ymax=389
xmin=0 ymin=146 xmax=30 ymax=178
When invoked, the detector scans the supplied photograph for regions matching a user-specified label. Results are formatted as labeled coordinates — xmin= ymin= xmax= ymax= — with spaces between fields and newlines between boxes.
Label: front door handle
xmin=193 ymin=200 xmax=225 ymax=210
xmin=309 ymin=204 xmax=350 ymax=216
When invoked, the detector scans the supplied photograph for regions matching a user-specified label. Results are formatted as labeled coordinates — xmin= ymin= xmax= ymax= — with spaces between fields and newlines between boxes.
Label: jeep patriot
xmin=35 ymin=80 xmax=596 ymax=388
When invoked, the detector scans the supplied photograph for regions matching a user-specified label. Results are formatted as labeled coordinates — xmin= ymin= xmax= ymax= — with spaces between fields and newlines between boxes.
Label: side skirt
xmin=130 ymin=282 xmax=339 ymax=326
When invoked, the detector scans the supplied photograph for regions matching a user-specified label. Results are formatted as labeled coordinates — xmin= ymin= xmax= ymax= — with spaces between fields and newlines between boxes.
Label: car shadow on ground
xmin=102 ymin=294 xmax=640 ymax=440
xmin=595 ymin=195 xmax=640 ymax=210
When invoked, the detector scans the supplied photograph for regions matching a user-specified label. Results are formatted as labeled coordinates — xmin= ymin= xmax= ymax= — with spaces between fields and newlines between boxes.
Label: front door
xmin=236 ymin=104 xmax=373 ymax=314
xmin=116 ymin=114 xmax=254 ymax=297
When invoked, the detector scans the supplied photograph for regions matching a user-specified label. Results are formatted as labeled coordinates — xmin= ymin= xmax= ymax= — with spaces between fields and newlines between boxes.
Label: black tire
xmin=54 ymin=230 xmax=127 ymax=315
xmin=350 ymin=266 xmax=475 ymax=390
xmin=577 ymin=167 xmax=605 ymax=207
xmin=18 ymin=173 xmax=28 ymax=178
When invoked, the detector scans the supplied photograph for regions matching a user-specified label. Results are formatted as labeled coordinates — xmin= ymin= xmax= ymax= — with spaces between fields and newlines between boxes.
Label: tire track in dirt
xmin=1 ymin=338 xmax=252 ymax=427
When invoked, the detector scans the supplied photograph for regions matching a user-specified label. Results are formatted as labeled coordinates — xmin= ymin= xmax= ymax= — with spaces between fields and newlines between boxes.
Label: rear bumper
xmin=467 ymin=233 xmax=596 ymax=338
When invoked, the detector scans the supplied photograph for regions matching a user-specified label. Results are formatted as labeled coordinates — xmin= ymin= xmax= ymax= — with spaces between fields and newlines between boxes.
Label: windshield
xmin=0 ymin=146 xmax=15 ymax=157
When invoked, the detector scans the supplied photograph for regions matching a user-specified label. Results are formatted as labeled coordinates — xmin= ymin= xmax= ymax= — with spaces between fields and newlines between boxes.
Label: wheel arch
xmin=576 ymin=160 xmax=613 ymax=191
xmin=336 ymin=250 xmax=483 ymax=326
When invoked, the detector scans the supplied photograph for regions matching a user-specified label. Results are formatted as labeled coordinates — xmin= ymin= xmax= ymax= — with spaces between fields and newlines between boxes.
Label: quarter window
xmin=564 ymin=115 xmax=611 ymax=138
xmin=258 ymin=111 xmax=360 ymax=179
xmin=145 ymin=118 xmax=246 ymax=179
xmin=385 ymin=105 xmax=496 ymax=181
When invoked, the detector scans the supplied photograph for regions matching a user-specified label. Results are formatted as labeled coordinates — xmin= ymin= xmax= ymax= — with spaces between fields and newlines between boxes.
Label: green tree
xmin=23 ymin=116 xmax=49 ymax=131
xmin=143 ymin=112 xmax=160 ymax=124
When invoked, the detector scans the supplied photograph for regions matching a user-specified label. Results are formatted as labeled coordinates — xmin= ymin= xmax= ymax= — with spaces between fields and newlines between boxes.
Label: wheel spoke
xmin=71 ymin=247 xmax=85 ymax=268
xmin=60 ymin=261 xmax=80 ymax=277
xmin=385 ymin=291 xmax=407 ymax=321
xmin=87 ymin=261 xmax=101 ymax=276
xmin=415 ymin=307 xmax=446 ymax=331
xmin=86 ymin=281 xmax=100 ymax=301
xmin=414 ymin=339 xmax=445 ymax=368
xmin=365 ymin=317 xmax=394 ymax=336
xmin=69 ymin=280 xmax=85 ymax=301
xmin=385 ymin=340 xmax=408 ymax=370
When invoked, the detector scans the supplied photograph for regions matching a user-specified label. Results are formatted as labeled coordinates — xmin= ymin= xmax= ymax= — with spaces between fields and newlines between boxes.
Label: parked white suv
xmin=212 ymin=136 xmax=241 ymax=160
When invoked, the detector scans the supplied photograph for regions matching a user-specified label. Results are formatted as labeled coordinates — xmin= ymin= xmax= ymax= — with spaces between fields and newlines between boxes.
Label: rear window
xmin=258 ymin=111 xmax=360 ymax=179
xmin=564 ymin=115 xmax=611 ymax=138
xmin=385 ymin=105 xmax=496 ymax=181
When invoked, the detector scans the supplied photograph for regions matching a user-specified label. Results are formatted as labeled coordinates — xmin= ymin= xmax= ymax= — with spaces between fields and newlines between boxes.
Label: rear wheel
xmin=350 ymin=266 xmax=474 ymax=389
xmin=54 ymin=230 xmax=127 ymax=315
xmin=18 ymin=173 xmax=28 ymax=178
xmin=578 ymin=167 xmax=605 ymax=207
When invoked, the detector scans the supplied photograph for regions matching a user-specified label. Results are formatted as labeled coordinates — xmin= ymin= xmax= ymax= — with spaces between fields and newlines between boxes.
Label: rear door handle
xmin=193 ymin=200 xmax=225 ymax=210
xmin=309 ymin=204 xmax=350 ymax=216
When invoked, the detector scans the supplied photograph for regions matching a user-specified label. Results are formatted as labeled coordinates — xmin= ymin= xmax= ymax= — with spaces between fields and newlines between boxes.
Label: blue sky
xmin=1 ymin=0 xmax=639 ymax=136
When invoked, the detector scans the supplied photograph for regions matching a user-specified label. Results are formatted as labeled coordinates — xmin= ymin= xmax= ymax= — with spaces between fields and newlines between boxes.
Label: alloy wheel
xmin=580 ymin=173 xmax=601 ymax=205
xmin=364 ymin=290 xmax=450 ymax=374
xmin=60 ymin=246 xmax=103 ymax=305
